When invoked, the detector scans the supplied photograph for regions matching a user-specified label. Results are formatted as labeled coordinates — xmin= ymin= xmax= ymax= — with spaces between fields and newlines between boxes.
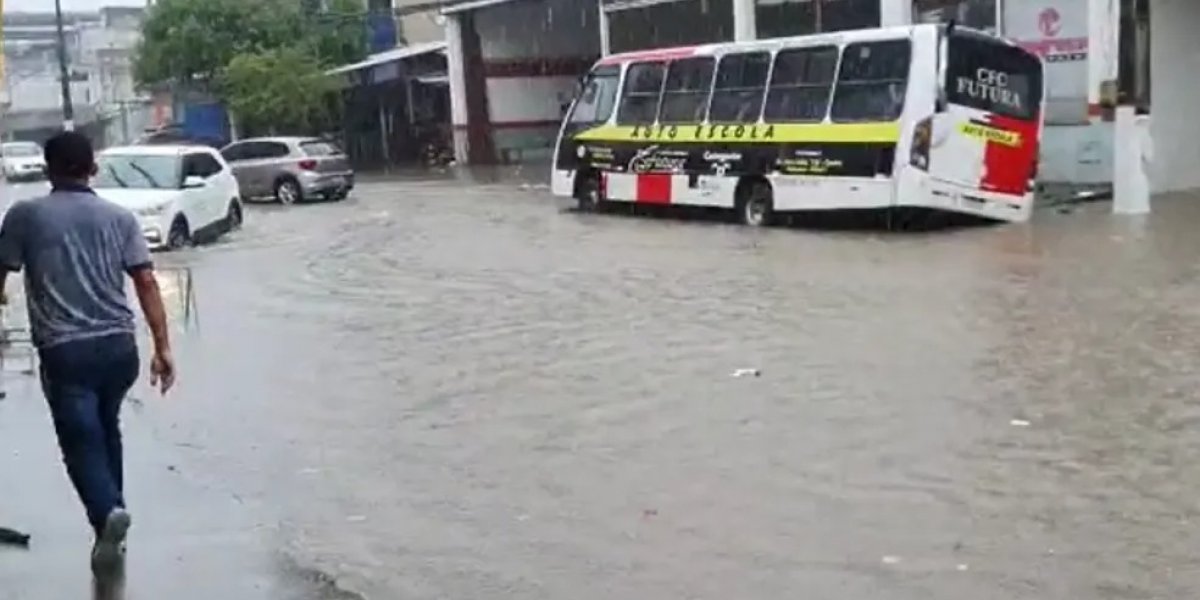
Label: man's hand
xmin=150 ymin=351 xmax=176 ymax=395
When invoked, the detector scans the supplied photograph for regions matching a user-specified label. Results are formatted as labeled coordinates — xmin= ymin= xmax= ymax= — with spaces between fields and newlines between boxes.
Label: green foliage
xmin=300 ymin=0 xmax=370 ymax=68
xmin=135 ymin=0 xmax=304 ymax=88
xmin=221 ymin=48 xmax=338 ymax=136
xmin=135 ymin=0 xmax=371 ymax=134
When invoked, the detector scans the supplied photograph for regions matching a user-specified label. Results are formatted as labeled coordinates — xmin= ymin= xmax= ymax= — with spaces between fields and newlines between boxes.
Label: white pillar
xmin=1112 ymin=107 xmax=1151 ymax=214
xmin=879 ymin=0 xmax=912 ymax=28
xmin=1087 ymin=0 xmax=1120 ymax=110
xmin=733 ymin=0 xmax=756 ymax=41
xmin=444 ymin=13 xmax=470 ymax=164
xmin=598 ymin=4 xmax=611 ymax=56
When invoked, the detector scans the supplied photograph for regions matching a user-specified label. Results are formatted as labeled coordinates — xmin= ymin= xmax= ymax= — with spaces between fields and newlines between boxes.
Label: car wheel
xmin=167 ymin=218 xmax=191 ymax=250
xmin=226 ymin=202 xmax=243 ymax=231
xmin=737 ymin=181 xmax=775 ymax=227
xmin=275 ymin=178 xmax=302 ymax=205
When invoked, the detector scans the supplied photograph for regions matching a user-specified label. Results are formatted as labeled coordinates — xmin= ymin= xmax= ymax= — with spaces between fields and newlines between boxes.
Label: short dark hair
xmin=44 ymin=131 xmax=95 ymax=179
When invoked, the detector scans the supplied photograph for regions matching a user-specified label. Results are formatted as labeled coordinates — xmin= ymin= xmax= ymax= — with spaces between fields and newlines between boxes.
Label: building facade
xmin=1 ymin=7 xmax=149 ymax=144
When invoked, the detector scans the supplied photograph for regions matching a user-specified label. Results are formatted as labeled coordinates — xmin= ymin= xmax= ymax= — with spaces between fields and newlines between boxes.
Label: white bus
xmin=551 ymin=24 xmax=1044 ymax=225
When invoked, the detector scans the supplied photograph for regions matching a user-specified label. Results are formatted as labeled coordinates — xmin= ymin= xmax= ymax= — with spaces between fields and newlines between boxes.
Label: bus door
xmin=927 ymin=32 xmax=1044 ymax=196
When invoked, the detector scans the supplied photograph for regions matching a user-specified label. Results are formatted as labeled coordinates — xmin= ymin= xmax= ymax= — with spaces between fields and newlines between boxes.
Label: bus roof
xmin=595 ymin=24 xmax=1010 ymax=67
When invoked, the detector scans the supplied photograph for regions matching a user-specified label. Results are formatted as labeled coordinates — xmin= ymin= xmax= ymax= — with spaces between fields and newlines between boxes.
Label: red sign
xmin=1038 ymin=7 xmax=1062 ymax=38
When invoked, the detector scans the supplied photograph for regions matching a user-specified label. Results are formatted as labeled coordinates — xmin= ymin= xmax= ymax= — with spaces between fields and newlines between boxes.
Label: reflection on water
xmin=155 ymin=267 xmax=199 ymax=330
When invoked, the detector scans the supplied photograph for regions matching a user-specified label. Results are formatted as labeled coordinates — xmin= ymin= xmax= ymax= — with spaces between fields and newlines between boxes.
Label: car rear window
xmin=301 ymin=141 xmax=341 ymax=157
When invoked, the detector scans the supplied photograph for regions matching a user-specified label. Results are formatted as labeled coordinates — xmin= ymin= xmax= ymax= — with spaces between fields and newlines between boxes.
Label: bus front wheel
xmin=575 ymin=173 xmax=605 ymax=213
xmin=737 ymin=181 xmax=775 ymax=227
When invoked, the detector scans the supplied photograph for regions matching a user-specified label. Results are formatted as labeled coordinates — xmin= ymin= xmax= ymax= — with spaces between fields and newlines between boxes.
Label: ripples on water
xmin=153 ymin=182 xmax=1200 ymax=599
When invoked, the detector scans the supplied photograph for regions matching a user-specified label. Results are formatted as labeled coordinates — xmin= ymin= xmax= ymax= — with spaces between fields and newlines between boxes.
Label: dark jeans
xmin=38 ymin=333 xmax=139 ymax=535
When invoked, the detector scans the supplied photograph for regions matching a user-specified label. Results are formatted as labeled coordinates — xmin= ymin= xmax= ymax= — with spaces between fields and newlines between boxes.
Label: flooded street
xmin=8 ymin=176 xmax=1200 ymax=599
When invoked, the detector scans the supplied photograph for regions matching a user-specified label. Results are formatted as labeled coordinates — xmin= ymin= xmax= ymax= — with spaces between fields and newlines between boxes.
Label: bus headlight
xmin=910 ymin=116 xmax=932 ymax=171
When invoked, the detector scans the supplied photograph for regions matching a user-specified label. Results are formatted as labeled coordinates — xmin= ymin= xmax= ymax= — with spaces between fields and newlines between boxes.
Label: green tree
xmin=136 ymin=0 xmax=368 ymax=88
xmin=221 ymin=48 xmax=339 ymax=136
xmin=135 ymin=0 xmax=303 ymax=89
xmin=300 ymin=0 xmax=370 ymax=68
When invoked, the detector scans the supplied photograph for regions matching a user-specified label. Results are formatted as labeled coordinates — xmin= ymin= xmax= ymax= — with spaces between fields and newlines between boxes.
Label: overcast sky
xmin=5 ymin=0 xmax=144 ymax=12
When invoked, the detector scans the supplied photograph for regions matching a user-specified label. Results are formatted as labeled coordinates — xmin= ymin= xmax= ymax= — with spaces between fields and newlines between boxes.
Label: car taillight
xmin=298 ymin=159 xmax=318 ymax=171
xmin=909 ymin=116 xmax=932 ymax=171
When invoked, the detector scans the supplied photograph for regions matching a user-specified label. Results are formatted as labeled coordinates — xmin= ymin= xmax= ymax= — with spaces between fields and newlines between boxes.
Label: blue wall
xmin=180 ymin=102 xmax=231 ymax=146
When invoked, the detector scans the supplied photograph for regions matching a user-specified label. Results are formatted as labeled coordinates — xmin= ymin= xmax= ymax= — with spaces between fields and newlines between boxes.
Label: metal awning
xmin=603 ymin=0 xmax=694 ymax=12
xmin=326 ymin=41 xmax=448 ymax=75
xmin=440 ymin=0 xmax=529 ymax=15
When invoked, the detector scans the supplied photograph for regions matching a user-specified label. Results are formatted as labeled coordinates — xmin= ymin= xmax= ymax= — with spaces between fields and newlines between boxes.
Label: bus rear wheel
xmin=737 ymin=181 xmax=775 ymax=227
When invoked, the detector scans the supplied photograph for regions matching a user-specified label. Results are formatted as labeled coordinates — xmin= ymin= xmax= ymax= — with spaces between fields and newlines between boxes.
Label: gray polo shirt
xmin=0 ymin=186 xmax=152 ymax=349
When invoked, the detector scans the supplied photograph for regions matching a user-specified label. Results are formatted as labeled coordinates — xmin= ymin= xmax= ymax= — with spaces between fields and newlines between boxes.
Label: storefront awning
xmin=326 ymin=41 xmax=448 ymax=76
xmin=602 ymin=0 xmax=694 ymax=12
xmin=441 ymin=0 xmax=529 ymax=15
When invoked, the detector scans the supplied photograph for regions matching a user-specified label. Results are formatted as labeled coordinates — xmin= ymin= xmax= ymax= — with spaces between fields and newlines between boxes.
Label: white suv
xmin=94 ymin=145 xmax=244 ymax=250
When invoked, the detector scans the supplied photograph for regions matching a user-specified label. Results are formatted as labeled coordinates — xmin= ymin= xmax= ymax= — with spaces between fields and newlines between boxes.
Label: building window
xmin=708 ymin=52 xmax=771 ymax=124
xmin=617 ymin=62 xmax=667 ymax=125
xmin=912 ymin=0 xmax=996 ymax=34
xmin=764 ymin=46 xmax=840 ymax=122
xmin=830 ymin=40 xmax=911 ymax=122
xmin=659 ymin=58 xmax=716 ymax=123
xmin=607 ymin=0 xmax=735 ymax=54
xmin=755 ymin=0 xmax=881 ymax=40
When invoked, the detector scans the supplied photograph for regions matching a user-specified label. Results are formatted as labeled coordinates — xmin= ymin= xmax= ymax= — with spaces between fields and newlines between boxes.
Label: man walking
xmin=0 ymin=132 xmax=175 ymax=572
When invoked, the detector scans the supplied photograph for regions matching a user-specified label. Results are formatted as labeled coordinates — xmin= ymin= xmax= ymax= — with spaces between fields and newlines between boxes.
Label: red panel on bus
xmin=981 ymin=114 xmax=1039 ymax=196
xmin=636 ymin=174 xmax=672 ymax=204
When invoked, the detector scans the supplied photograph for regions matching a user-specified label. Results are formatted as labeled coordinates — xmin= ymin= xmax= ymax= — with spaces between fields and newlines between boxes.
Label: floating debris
xmin=0 ymin=527 xmax=30 ymax=548
xmin=1010 ymin=419 xmax=1032 ymax=427
xmin=881 ymin=555 xmax=901 ymax=565
xmin=731 ymin=368 xmax=761 ymax=378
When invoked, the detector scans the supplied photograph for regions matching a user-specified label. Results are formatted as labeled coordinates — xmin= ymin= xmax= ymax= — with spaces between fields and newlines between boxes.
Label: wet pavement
xmin=3 ymin=174 xmax=1200 ymax=599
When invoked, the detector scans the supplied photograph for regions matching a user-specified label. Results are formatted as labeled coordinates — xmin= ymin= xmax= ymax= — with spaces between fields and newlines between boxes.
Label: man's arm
xmin=0 ymin=203 xmax=27 ymax=305
xmin=121 ymin=212 xmax=175 ymax=393
xmin=129 ymin=267 xmax=170 ymax=356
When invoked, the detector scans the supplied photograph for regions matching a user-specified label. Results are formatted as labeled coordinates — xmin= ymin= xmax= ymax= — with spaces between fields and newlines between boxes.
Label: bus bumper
xmin=921 ymin=178 xmax=1033 ymax=223
xmin=551 ymin=168 xmax=577 ymax=211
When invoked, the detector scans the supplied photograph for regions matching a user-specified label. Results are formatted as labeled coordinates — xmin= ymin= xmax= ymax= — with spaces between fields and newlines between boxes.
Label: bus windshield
xmin=945 ymin=34 xmax=1043 ymax=121
xmin=568 ymin=66 xmax=620 ymax=126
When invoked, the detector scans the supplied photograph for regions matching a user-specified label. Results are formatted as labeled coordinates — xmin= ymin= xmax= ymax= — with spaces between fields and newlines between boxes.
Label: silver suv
xmin=220 ymin=137 xmax=354 ymax=205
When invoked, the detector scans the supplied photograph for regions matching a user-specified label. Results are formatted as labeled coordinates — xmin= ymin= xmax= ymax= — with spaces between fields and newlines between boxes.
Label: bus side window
xmin=659 ymin=58 xmax=716 ymax=124
xmin=830 ymin=40 xmax=912 ymax=122
xmin=764 ymin=46 xmax=840 ymax=122
xmin=617 ymin=62 xmax=667 ymax=125
xmin=708 ymin=52 xmax=771 ymax=124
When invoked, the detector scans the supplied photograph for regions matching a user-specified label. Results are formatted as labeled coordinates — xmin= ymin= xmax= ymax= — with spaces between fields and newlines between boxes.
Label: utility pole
xmin=54 ymin=0 xmax=76 ymax=131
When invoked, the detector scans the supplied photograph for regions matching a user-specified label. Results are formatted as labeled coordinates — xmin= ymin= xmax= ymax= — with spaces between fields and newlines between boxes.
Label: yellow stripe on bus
xmin=958 ymin=122 xmax=1021 ymax=147
xmin=575 ymin=122 xmax=902 ymax=144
